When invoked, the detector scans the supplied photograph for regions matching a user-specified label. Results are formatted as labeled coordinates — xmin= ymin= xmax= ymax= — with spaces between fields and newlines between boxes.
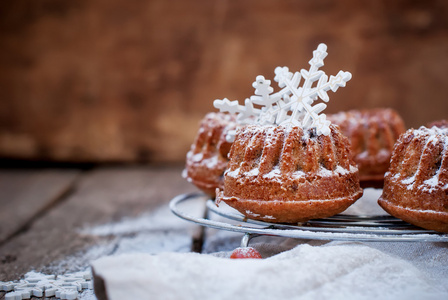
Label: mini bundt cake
xmin=378 ymin=126 xmax=448 ymax=232
xmin=427 ymin=119 xmax=448 ymax=129
xmin=216 ymin=124 xmax=363 ymax=223
xmin=184 ymin=112 xmax=237 ymax=197
xmin=328 ymin=108 xmax=406 ymax=186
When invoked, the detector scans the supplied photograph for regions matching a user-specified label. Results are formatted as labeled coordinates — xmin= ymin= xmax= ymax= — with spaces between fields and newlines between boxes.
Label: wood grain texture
xmin=0 ymin=166 xmax=199 ymax=282
xmin=0 ymin=0 xmax=448 ymax=162
xmin=0 ymin=169 xmax=80 ymax=245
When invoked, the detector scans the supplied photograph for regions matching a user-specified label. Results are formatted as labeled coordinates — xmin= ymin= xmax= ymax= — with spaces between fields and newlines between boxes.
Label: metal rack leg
xmin=240 ymin=232 xmax=261 ymax=247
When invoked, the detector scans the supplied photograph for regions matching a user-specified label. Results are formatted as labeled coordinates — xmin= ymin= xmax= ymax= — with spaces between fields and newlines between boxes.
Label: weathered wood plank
xmin=0 ymin=166 xmax=200 ymax=283
xmin=0 ymin=169 xmax=81 ymax=245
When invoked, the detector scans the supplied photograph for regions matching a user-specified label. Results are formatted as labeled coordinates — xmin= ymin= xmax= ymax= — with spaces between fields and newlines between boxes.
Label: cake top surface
xmin=328 ymin=108 xmax=402 ymax=124
xmin=414 ymin=125 xmax=448 ymax=137
xmin=427 ymin=119 xmax=448 ymax=129
xmin=213 ymin=43 xmax=351 ymax=140
xmin=237 ymin=123 xmax=338 ymax=141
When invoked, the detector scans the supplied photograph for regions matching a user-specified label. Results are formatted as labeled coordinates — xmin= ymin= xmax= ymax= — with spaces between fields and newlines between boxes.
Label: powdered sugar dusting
xmin=291 ymin=170 xmax=306 ymax=178
xmin=232 ymin=247 xmax=256 ymax=256
xmin=402 ymin=175 xmax=416 ymax=187
xmin=43 ymin=199 xmax=206 ymax=288
xmin=91 ymin=243 xmax=448 ymax=300
xmin=247 ymin=168 xmax=260 ymax=176
xmin=245 ymin=210 xmax=260 ymax=218
xmin=81 ymin=201 xmax=203 ymax=236
xmin=190 ymin=152 xmax=204 ymax=162
xmin=424 ymin=176 xmax=439 ymax=187
xmin=318 ymin=167 xmax=335 ymax=177
xmin=245 ymin=210 xmax=276 ymax=220
xmin=421 ymin=125 xmax=448 ymax=136
xmin=227 ymin=165 xmax=356 ymax=179
xmin=263 ymin=166 xmax=281 ymax=179
xmin=188 ymin=153 xmax=221 ymax=169
xmin=318 ymin=165 xmax=356 ymax=177
xmin=226 ymin=167 xmax=241 ymax=177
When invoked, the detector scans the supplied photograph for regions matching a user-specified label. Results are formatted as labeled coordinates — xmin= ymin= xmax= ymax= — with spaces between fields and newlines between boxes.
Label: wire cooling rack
xmin=170 ymin=193 xmax=448 ymax=243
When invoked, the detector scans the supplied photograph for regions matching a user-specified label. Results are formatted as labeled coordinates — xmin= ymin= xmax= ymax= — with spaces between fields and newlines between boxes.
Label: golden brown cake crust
xmin=378 ymin=126 xmax=448 ymax=232
xmin=328 ymin=108 xmax=406 ymax=185
xmin=378 ymin=198 xmax=448 ymax=233
xmin=184 ymin=112 xmax=236 ymax=197
xmin=216 ymin=124 xmax=363 ymax=223
xmin=217 ymin=187 xmax=362 ymax=223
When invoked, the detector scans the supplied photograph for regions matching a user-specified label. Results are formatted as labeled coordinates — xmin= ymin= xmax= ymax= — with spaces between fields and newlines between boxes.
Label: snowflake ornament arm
xmin=213 ymin=98 xmax=260 ymax=124
xmin=272 ymin=44 xmax=352 ymax=135
xmin=250 ymin=75 xmax=280 ymax=109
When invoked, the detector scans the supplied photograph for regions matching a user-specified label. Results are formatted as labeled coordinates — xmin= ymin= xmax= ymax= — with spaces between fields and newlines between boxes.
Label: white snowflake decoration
xmin=214 ymin=43 xmax=351 ymax=138
xmin=0 ymin=270 xmax=93 ymax=300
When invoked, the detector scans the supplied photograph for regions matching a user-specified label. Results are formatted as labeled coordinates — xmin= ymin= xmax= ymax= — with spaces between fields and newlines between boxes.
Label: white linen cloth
xmin=91 ymin=242 xmax=447 ymax=300
xmin=91 ymin=189 xmax=448 ymax=300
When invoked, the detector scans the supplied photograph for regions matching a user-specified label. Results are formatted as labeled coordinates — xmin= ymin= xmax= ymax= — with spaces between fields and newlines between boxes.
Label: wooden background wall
xmin=1 ymin=0 xmax=447 ymax=163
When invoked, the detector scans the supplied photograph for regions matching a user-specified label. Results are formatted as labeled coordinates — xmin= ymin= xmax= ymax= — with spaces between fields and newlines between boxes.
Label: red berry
xmin=230 ymin=247 xmax=262 ymax=259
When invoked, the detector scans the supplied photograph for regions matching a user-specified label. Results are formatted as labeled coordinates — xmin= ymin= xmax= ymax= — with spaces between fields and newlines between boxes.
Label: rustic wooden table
xmin=3 ymin=164 xmax=448 ymax=299
xmin=0 ymin=164 xmax=221 ymax=300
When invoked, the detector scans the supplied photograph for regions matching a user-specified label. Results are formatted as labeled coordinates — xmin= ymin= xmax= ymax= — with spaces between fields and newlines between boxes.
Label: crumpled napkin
xmin=91 ymin=189 xmax=448 ymax=300
xmin=91 ymin=242 xmax=447 ymax=300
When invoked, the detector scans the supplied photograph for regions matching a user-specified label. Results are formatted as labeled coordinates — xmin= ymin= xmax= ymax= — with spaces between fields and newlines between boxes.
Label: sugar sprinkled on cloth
xmin=43 ymin=197 xmax=206 ymax=284
xmin=91 ymin=244 xmax=446 ymax=300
